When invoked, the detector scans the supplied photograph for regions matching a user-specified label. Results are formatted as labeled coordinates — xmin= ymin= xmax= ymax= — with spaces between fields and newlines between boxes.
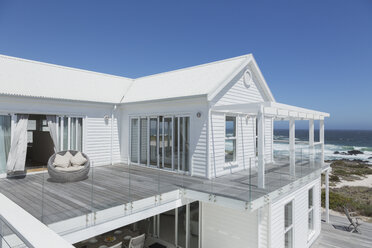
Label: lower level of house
xmin=70 ymin=176 xmax=321 ymax=248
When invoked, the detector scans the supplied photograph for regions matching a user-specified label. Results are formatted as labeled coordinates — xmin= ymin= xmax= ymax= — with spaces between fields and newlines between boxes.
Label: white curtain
xmin=0 ymin=116 xmax=11 ymax=174
xmin=46 ymin=115 xmax=59 ymax=152
xmin=6 ymin=114 xmax=29 ymax=173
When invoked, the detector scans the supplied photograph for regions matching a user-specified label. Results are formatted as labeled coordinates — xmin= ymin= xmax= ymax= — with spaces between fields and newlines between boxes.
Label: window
xmin=140 ymin=118 xmax=148 ymax=165
xmin=0 ymin=115 xmax=11 ymax=174
xmin=58 ymin=116 xmax=83 ymax=151
xmin=130 ymin=118 xmax=139 ymax=163
xmin=284 ymin=201 xmax=294 ymax=248
xmin=308 ymin=188 xmax=314 ymax=237
xmin=225 ymin=116 xmax=236 ymax=163
xmin=130 ymin=115 xmax=190 ymax=172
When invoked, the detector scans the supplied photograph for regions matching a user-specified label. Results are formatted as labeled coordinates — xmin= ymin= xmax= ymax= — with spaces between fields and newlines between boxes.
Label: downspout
xmin=206 ymin=104 xmax=211 ymax=179
xmin=111 ymin=104 xmax=117 ymax=165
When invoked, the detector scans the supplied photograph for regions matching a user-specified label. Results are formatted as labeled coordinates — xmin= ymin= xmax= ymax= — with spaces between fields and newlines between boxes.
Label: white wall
xmin=201 ymin=202 xmax=260 ymax=248
xmin=0 ymin=96 xmax=121 ymax=167
xmin=270 ymin=177 xmax=321 ymax=248
xmin=208 ymin=62 xmax=274 ymax=177
xmin=211 ymin=63 xmax=265 ymax=106
xmin=120 ymin=96 xmax=209 ymax=178
xmin=209 ymin=113 xmax=256 ymax=177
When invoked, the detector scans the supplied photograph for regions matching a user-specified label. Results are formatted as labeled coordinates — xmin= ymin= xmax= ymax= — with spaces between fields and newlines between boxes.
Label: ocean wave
xmin=273 ymin=142 xmax=372 ymax=164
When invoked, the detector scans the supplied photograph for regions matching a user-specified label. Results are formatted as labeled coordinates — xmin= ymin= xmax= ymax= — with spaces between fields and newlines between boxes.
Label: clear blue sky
xmin=0 ymin=0 xmax=371 ymax=130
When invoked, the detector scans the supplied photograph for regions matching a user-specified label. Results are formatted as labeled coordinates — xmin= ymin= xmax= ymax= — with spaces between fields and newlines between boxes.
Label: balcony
xmin=0 ymin=144 xmax=325 ymax=243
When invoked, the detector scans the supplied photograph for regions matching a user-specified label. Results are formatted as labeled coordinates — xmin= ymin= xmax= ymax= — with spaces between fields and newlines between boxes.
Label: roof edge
xmin=0 ymin=54 xmax=134 ymax=81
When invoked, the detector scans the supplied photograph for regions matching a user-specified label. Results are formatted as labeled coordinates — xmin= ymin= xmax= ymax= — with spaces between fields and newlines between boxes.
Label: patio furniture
xmin=109 ymin=242 xmax=122 ymax=248
xmin=123 ymin=233 xmax=145 ymax=248
xmin=344 ymin=206 xmax=362 ymax=233
xmin=47 ymin=150 xmax=90 ymax=182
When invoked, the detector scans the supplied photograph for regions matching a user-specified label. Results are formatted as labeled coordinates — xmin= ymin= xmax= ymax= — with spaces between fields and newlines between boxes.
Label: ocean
xmin=274 ymin=129 xmax=372 ymax=164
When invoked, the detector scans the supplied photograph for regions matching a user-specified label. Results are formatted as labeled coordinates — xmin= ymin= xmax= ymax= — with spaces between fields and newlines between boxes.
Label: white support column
xmin=309 ymin=119 xmax=314 ymax=166
xmin=257 ymin=107 xmax=265 ymax=188
xmin=289 ymin=118 xmax=295 ymax=176
xmin=325 ymin=169 xmax=330 ymax=223
xmin=320 ymin=120 xmax=325 ymax=167
xmin=186 ymin=203 xmax=190 ymax=248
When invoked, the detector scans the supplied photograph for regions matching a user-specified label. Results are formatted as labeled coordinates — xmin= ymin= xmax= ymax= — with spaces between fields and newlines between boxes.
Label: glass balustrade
xmin=0 ymin=140 xmax=325 ymax=237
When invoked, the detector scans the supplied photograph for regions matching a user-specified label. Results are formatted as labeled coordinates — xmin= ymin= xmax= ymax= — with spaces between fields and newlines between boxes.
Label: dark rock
xmin=347 ymin=150 xmax=364 ymax=155
xmin=334 ymin=151 xmax=340 ymax=154
xmin=368 ymin=157 xmax=372 ymax=159
xmin=340 ymin=152 xmax=349 ymax=155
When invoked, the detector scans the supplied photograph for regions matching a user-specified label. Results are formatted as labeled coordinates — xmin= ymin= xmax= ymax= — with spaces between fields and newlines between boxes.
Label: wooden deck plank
xmin=0 ymin=162 xmax=319 ymax=228
xmin=311 ymin=214 xmax=372 ymax=248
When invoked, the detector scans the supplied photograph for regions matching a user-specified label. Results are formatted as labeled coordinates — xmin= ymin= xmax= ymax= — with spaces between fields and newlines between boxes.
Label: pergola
xmin=212 ymin=101 xmax=331 ymax=222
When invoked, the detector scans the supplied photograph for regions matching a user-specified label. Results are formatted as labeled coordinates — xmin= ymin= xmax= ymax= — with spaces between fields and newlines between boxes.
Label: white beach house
xmin=0 ymin=54 xmax=330 ymax=248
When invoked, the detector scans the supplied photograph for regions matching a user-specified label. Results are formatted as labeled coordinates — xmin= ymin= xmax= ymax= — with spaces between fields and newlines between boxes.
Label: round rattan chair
xmin=47 ymin=150 xmax=90 ymax=183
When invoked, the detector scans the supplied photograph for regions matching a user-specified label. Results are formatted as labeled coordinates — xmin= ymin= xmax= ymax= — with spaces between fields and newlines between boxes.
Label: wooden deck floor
xmin=0 ymin=162 xmax=317 ymax=227
xmin=312 ymin=214 xmax=372 ymax=248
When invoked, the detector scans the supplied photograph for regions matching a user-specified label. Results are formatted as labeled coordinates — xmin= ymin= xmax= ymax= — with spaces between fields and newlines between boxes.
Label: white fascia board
xmin=264 ymin=102 xmax=330 ymax=118
xmin=207 ymin=55 xmax=252 ymax=102
xmin=211 ymin=102 xmax=261 ymax=114
xmin=250 ymin=56 xmax=276 ymax=102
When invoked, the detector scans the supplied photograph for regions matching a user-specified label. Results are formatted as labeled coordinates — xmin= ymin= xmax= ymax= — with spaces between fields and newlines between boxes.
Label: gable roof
xmin=122 ymin=54 xmax=261 ymax=103
xmin=0 ymin=55 xmax=133 ymax=103
xmin=0 ymin=54 xmax=275 ymax=104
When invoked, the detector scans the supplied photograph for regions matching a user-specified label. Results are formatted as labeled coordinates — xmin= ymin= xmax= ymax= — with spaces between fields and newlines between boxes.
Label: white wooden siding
xmin=212 ymin=65 xmax=265 ymax=106
xmin=259 ymin=204 xmax=270 ymax=248
xmin=193 ymin=118 xmax=208 ymax=177
xmin=201 ymin=202 xmax=258 ymax=248
xmin=270 ymin=177 xmax=321 ymax=248
xmin=112 ymin=116 xmax=121 ymax=163
xmin=210 ymin=113 xmax=257 ymax=177
xmin=85 ymin=115 xmax=121 ymax=166
xmin=265 ymin=117 xmax=273 ymax=163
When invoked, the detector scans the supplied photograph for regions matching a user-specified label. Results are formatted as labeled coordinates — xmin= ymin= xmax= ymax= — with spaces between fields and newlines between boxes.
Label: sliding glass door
xmin=163 ymin=117 xmax=173 ymax=169
xmin=140 ymin=118 xmax=148 ymax=165
xmin=149 ymin=117 xmax=158 ymax=166
xmin=0 ymin=115 xmax=11 ymax=174
xmin=58 ymin=116 xmax=83 ymax=152
xmin=179 ymin=117 xmax=190 ymax=172
xmin=130 ymin=115 xmax=189 ymax=173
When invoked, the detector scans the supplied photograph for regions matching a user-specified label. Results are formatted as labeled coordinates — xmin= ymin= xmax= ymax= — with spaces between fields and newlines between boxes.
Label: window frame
xmin=307 ymin=187 xmax=315 ymax=240
xmin=225 ymin=115 xmax=237 ymax=165
xmin=57 ymin=115 xmax=85 ymax=152
xmin=284 ymin=200 xmax=294 ymax=248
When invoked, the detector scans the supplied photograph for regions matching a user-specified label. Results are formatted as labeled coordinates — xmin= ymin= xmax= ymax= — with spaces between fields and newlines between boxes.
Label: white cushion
xmin=55 ymin=165 xmax=84 ymax=172
xmin=64 ymin=151 xmax=73 ymax=160
xmin=70 ymin=152 xmax=87 ymax=166
xmin=53 ymin=154 xmax=70 ymax=168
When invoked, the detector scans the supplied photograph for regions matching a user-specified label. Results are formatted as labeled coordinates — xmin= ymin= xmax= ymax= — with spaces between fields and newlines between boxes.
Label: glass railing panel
xmin=0 ymin=218 xmax=28 ymax=248
xmin=42 ymin=159 xmax=95 ymax=234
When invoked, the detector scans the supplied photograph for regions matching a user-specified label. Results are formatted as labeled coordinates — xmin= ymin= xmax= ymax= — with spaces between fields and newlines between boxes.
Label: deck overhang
xmin=212 ymin=101 xmax=330 ymax=120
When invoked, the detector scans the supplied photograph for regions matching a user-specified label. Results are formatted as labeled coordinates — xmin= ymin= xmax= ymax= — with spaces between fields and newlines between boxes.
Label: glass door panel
xmin=0 ymin=116 xmax=11 ymax=174
xmin=159 ymin=116 xmax=163 ymax=168
xmin=130 ymin=118 xmax=139 ymax=163
xmin=180 ymin=117 xmax=190 ymax=172
xmin=174 ymin=117 xmax=179 ymax=171
xmin=70 ymin=117 xmax=76 ymax=150
xmin=63 ymin=117 xmax=68 ymax=151
xmin=177 ymin=205 xmax=187 ymax=247
xmin=164 ymin=117 xmax=172 ymax=169
xmin=76 ymin=118 xmax=83 ymax=151
xmin=149 ymin=118 xmax=158 ymax=166
xmin=140 ymin=118 xmax=148 ymax=165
